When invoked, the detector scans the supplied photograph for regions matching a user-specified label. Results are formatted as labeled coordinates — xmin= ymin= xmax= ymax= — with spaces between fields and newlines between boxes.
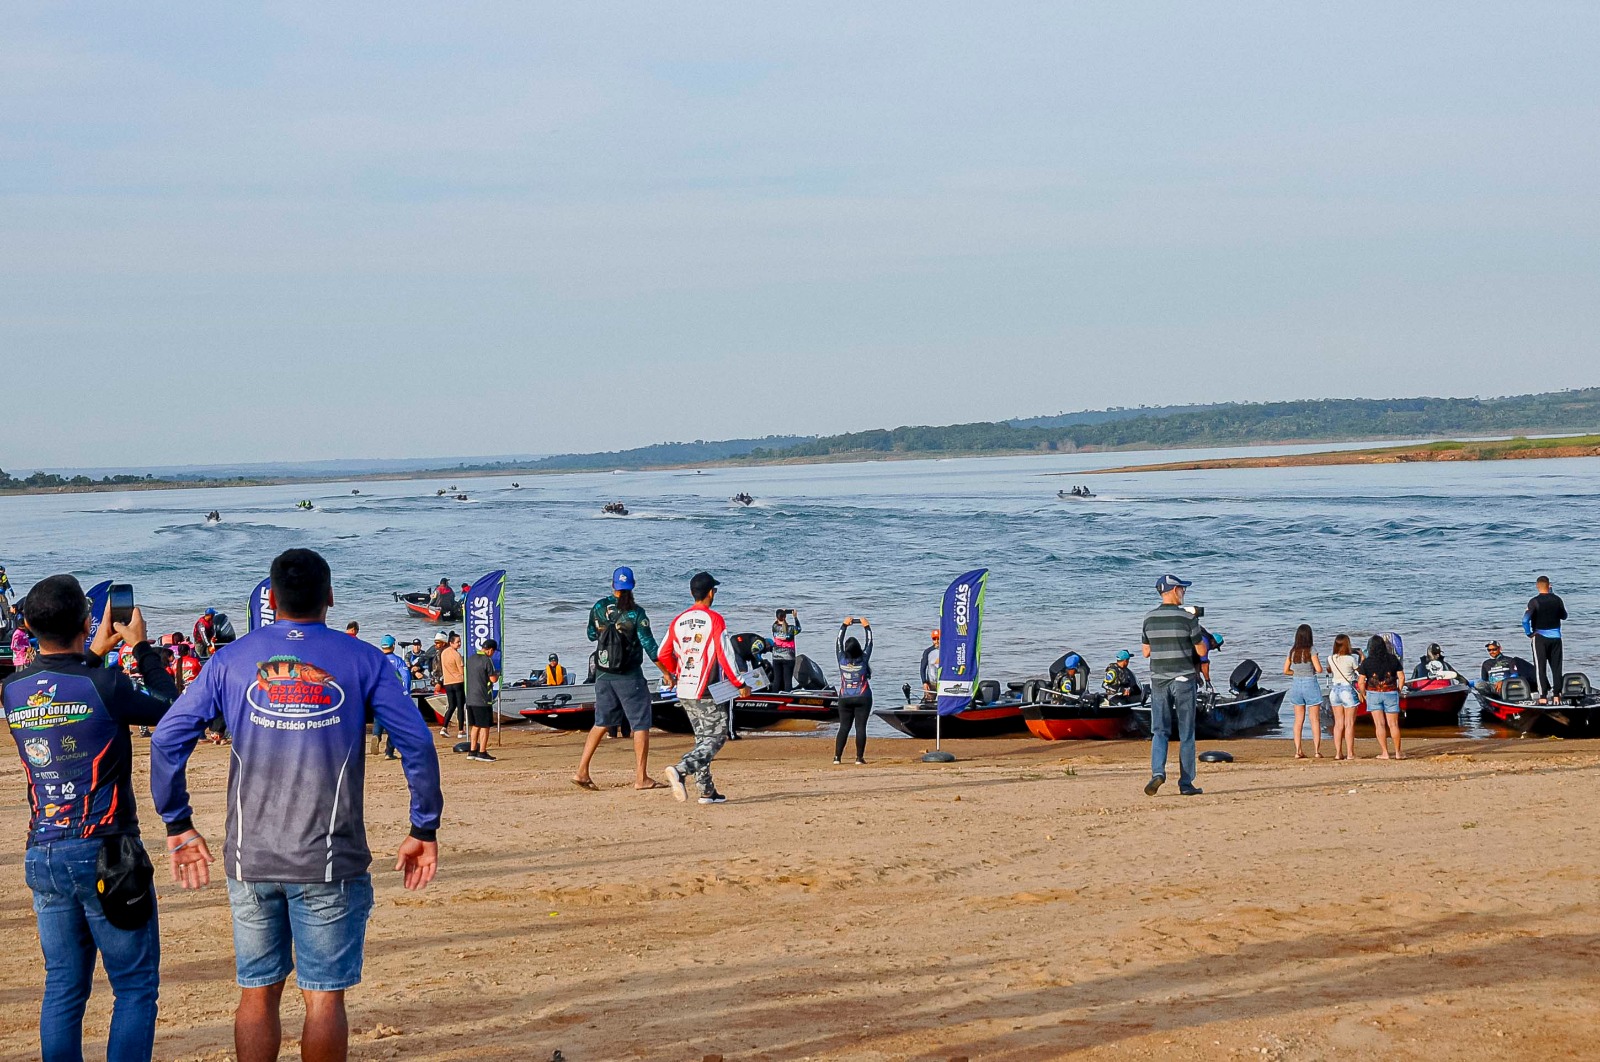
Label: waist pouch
xmin=96 ymin=836 xmax=156 ymax=931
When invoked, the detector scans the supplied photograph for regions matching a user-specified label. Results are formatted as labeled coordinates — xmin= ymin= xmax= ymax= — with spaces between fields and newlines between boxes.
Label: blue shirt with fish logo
xmin=150 ymin=621 xmax=443 ymax=883
xmin=1 ymin=647 xmax=177 ymax=846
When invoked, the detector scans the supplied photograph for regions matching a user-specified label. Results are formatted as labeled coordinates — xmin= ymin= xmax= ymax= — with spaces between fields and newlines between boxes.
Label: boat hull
xmin=1474 ymin=687 xmax=1600 ymax=736
xmin=1348 ymin=681 xmax=1470 ymax=726
xmin=873 ymin=704 xmax=1028 ymax=739
xmin=1134 ymin=688 xmax=1285 ymax=738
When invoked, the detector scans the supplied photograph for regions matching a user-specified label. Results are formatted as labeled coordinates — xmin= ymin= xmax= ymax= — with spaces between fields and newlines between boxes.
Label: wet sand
xmin=2 ymin=728 xmax=1598 ymax=1061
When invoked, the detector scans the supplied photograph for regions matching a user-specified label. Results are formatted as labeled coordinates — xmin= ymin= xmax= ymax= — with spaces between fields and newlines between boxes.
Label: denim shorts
xmin=227 ymin=874 xmax=373 ymax=991
xmin=1367 ymin=690 xmax=1401 ymax=715
xmin=1328 ymin=682 xmax=1360 ymax=708
xmin=1288 ymin=677 xmax=1323 ymax=707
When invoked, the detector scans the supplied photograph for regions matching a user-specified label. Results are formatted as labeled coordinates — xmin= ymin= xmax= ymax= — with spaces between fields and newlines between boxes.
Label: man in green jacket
xmin=573 ymin=567 xmax=667 ymax=791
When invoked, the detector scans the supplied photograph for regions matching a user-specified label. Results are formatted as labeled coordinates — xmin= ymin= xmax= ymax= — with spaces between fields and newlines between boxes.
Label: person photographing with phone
xmin=150 ymin=548 xmax=443 ymax=1062
xmin=770 ymin=609 xmax=802 ymax=691
xmin=3 ymin=575 xmax=178 ymax=1062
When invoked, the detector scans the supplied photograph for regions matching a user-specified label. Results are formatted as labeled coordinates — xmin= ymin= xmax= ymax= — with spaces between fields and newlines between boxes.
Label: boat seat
xmin=1501 ymin=677 xmax=1532 ymax=704
xmin=1561 ymin=673 xmax=1592 ymax=701
xmin=975 ymin=679 xmax=1001 ymax=705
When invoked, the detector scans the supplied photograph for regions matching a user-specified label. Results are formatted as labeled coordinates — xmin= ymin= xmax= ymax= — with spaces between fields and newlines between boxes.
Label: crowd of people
xmin=0 ymin=547 xmax=1577 ymax=1062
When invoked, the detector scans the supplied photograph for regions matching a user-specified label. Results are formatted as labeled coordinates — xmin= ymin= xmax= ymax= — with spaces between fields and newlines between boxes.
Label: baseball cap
xmin=379 ymin=635 xmax=395 ymax=648
xmin=1155 ymin=574 xmax=1192 ymax=594
xmin=613 ymin=566 xmax=635 ymax=591
xmin=931 ymin=629 xmax=941 ymax=640
xmin=1485 ymin=640 xmax=1501 ymax=651
xmin=548 ymin=653 xmax=559 ymax=662
xmin=690 ymin=571 xmax=719 ymax=600
xmin=1115 ymin=649 xmax=1131 ymax=662
xmin=410 ymin=639 xmax=421 ymax=646
xmin=434 ymin=632 xmax=447 ymax=643
xmin=205 ymin=608 xmax=216 ymax=616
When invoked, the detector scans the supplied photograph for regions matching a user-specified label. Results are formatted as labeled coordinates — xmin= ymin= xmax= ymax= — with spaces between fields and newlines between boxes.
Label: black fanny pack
xmin=96 ymin=835 xmax=156 ymax=931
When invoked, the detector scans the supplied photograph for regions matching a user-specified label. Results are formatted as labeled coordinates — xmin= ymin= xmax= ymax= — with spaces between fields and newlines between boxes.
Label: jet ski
xmin=730 ymin=492 xmax=754 ymax=506
xmin=203 ymin=510 xmax=222 ymax=524
xmin=601 ymin=501 xmax=629 ymax=516
xmin=295 ymin=500 xmax=314 ymax=511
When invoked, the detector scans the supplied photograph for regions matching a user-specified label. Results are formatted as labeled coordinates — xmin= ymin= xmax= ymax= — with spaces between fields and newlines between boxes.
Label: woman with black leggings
xmin=834 ymin=617 xmax=873 ymax=765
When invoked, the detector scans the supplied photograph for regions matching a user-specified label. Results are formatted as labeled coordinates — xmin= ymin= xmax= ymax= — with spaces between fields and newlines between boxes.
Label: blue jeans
xmin=1150 ymin=676 xmax=1198 ymax=790
xmin=227 ymin=876 xmax=373 ymax=991
xmin=25 ymin=838 xmax=160 ymax=1062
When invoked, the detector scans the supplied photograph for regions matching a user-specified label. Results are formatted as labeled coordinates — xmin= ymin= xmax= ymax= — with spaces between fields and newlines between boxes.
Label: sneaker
xmin=698 ymin=791 xmax=727 ymax=804
xmin=1179 ymin=786 xmax=1204 ymax=797
xmin=1144 ymin=775 xmax=1165 ymax=797
xmin=832 ymin=757 xmax=842 ymax=765
xmin=854 ymin=758 xmax=866 ymax=766
xmin=384 ymin=751 xmax=398 ymax=760
xmin=665 ymin=764 xmax=687 ymax=802
xmin=466 ymin=751 xmax=483 ymax=761
xmin=438 ymin=727 xmax=448 ymax=737
xmin=477 ymin=751 xmax=497 ymax=762
xmin=456 ymin=730 xmax=466 ymax=739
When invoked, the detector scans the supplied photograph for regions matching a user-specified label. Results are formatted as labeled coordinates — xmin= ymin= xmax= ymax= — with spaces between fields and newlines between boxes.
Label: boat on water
xmin=1057 ymin=486 xmax=1096 ymax=500
xmin=730 ymin=492 xmax=754 ymax=506
xmin=295 ymin=500 xmax=314 ymax=511
xmin=601 ymin=501 xmax=629 ymax=516
xmin=1475 ymin=673 xmax=1600 ymax=736
xmin=1336 ymin=678 xmax=1470 ymax=726
xmin=1021 ymin=680 xmax=1145 ymax=740
xmin=203 ymin=510 xmax=222 ymax=524
xmin=1129 ymin=667 xmax=1285 ymax=739
xmin=874 ymin=681 xmax=1027 ymax=739
xmin=394 ymin=591 xmax=461 ymax=623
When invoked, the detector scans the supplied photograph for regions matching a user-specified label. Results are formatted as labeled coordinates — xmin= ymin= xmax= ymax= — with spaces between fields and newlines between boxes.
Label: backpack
xmin=1229 ymin=659 xmax=1261 ymax=696
xmin=595 ymin=605 xmax=643 ymax=675
xmin=212 ymin=613 xmax=236 ymax=644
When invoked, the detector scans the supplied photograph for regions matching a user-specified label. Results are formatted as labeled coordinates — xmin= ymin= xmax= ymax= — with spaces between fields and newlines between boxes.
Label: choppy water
xmin=4 ymin=445 xmax=1596 ymax=735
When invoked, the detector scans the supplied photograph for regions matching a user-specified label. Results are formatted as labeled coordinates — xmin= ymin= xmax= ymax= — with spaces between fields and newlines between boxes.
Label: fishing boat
xmin=1475 ymin=673 xmax=1600 ymax=736
xmin=1348 ymin=678 xmax=1470 ymax=726
xmin=601 ymin=501 xmax=629 ymax=516
xmin=393 ymin=591 xmax=461 ymax=623
xmin=874 ymin=681 xmax=1027 ymax=739
xmin=730 ymin=492 xmax=754 ymax=506
xmin=1130 ymin=682 xmax=1285 ymax=738
xmin=1021 ymin=679 xmax=1145 ymax=740
xmin=1056 ymin=488 xmax=1095 ymax=500
xmin=728 ymin=690 xmax=840 ymax=729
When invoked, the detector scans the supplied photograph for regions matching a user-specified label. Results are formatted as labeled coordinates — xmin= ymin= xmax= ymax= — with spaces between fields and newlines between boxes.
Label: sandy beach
xmin=1 ymin=728 xmax=1597 ymax=1061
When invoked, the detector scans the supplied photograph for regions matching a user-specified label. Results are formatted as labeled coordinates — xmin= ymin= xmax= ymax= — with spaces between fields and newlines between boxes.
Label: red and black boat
xmin=1475 ymin=672 xmax=1600 ymax=736
xmin=394 ymin=591 xmax=461 ymax=623
xmin=1348 ymin=678 xmax=1470 ymax=726
xmin=874 ymin=680 xmax=1027 ymax=739
xmin=1022 ymin=686 xmax=1144 ymax=740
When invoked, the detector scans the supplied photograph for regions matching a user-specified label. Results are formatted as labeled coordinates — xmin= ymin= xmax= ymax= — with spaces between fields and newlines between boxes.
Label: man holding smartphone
xmin=151 ymin=549 xmax=442 ymax=1062
xmin=2 ymin=575 xmax=178 ymax=1062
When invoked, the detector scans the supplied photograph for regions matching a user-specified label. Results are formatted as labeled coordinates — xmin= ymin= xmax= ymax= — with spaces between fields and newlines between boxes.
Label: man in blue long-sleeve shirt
xmin=3 ymin=574 xmax=178 ymax=1062
xmin=151 ymin=549 xmax=443 ymax=1062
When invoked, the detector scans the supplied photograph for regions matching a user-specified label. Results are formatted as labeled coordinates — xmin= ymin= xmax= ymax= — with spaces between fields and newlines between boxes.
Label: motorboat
xmin=602 ymin=501 xmax=629 ymax=516
xmin=730 ymin=492 xmax=754 ymax=506
xmin=874 ymin=680 xmax=1027 ymax=738
xmin=1476 ymin=672 xmax=1600 ymax=736
xmin=394 ymin=591 xmax=461 ymax=623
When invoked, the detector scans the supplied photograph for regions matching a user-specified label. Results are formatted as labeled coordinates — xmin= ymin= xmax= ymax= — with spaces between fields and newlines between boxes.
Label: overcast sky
xmin=4 ymin=2 xmax=1597 ymax=466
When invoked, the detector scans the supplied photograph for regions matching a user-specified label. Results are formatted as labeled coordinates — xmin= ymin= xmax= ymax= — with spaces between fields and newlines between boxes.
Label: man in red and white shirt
xmin=658 ymin=571 xmax=749 ymax=804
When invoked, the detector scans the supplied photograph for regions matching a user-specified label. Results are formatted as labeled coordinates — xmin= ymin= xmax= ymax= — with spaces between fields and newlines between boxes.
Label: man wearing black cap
xmin=1140 ymin=574 xmax=1208 ymax=797
xmin=658 ymin=572 xmax=750 ymax=804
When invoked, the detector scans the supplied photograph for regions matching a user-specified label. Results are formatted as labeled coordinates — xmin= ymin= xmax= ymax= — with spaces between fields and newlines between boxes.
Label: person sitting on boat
xmin=1052 ymin=651 xmax=1090 ymax=695
xmin=1102 ymin=650 xmax=1142 ymax=704
xmin=918 ymin=629 xmax=940 ymax=707
xmin=543 ymin=653 xmax=568 ymax=686
xmin=1480 ymin=641 xmax=1521 ymax=695
xmin=192 ymin=608 xmax=217 ymax=656
xmin=1412 ymin=643 xmax=1458 ymax=681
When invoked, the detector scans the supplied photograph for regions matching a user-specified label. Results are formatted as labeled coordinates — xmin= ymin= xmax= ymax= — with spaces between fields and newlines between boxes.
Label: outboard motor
xmin=212 ymin=613 xmax=237 ymax=645
xmin=1229 ymin=659 xmax=1262 ymax=697
xmin=793 ymin=655 xmax=828 ymax=690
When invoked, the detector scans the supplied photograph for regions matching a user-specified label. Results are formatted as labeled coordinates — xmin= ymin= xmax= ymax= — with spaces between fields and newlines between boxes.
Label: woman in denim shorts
xmin=1358 ymin=634 xmax=1407 ymax=759
xmin=1326 ymin=634 xmax=1363 ymax=760
xmin=1282 ymin=624 xmax=1325 ymax=758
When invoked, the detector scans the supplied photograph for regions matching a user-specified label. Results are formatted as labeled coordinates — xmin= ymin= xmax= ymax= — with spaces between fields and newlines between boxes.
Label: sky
xmin=3 ymin=2 xmax=1598 ymax=467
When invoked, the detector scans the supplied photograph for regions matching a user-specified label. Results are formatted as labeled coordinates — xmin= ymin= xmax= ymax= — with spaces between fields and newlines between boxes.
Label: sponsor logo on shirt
xmin=7 ymin=684 xmax=93 ymax=730
xmin=23 ymin=736 xmax=51 ymax=766
xmin=248 ymin=656 xmax=346 ymax=721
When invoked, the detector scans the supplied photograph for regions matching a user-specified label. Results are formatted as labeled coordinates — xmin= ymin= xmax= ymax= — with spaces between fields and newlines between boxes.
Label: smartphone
xmin=108 ymin=584 xmax=135 ymax=626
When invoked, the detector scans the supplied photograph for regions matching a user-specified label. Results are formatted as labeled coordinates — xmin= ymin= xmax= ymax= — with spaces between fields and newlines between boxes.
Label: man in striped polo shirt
xmin=1141 ymin=574 xmax=1210 ymax=797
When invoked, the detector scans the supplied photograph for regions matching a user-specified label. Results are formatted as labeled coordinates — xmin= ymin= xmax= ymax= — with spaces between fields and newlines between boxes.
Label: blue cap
xmin=379 ymin=635 xmax=395 ymax=648
xmin=1155 ymin=574 xmax=1192 ymax=594
xmin=612 ymin=566 xmax=635 ymax=591
xmin=1115 ymin=649 xmax=1131 ymax=662
xmin=205 ymin=608 xmax=216 ymax=616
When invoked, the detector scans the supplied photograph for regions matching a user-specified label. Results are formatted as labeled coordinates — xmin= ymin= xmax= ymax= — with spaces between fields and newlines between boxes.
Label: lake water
xmin=3 ymin=444 xmax=1596 ymax=736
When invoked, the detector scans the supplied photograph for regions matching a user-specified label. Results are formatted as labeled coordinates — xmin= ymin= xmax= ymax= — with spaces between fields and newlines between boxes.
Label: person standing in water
xmin=769 ymin=609 xmax=801 ymax=692
xmin=659 ymin=572 xmax=749 ymax=805
xmin=574 ymin=567 xmax=666 ymax=791
xmin=1283 ymin=624 xmax=1325 ymax=759
xmin=1358 ymin=634 xmax=1405 ymax=759
xmin=1525 ymin=576 xmax=1567 ymax=703
xmin=833 ymin=617 xmax=873 ymax=765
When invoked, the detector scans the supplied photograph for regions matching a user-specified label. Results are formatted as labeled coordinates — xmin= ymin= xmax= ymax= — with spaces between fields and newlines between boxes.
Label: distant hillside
xmin=741 ymin=390 xmax=1600 ymax=462
xmin=498 ymin=435 xmax=812 ymax=473
xmin=1009 ymin=403 xmax=1223 ymax=429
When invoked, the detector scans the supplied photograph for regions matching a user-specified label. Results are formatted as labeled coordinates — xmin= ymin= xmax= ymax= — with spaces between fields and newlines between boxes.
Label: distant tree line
xmin=0 ymin=469 xmax=170 ymax=491
xmin=738 ymin=390 xmax=1600 ymax=462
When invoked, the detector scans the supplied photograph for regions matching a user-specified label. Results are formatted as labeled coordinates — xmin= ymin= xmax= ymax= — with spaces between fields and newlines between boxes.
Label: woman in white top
xmin=1326 ymin=633 xmax=1363 ymax=761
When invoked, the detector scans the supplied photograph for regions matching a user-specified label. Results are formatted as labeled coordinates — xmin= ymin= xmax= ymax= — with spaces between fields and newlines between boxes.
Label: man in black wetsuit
xmin=1526 ymin=576 xmax=1568 ymax=703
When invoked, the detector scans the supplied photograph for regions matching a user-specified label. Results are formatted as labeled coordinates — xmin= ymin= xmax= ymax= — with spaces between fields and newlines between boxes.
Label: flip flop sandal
xmin=571 ymin=779 xmax=601 ymax=791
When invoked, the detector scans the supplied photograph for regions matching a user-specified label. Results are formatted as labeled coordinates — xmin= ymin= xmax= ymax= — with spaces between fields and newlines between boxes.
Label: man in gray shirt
xmin=1140 ymin=574 xmax=1209 ymax=797
xmin=465 ymin=639 xmax=499 ymax=763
